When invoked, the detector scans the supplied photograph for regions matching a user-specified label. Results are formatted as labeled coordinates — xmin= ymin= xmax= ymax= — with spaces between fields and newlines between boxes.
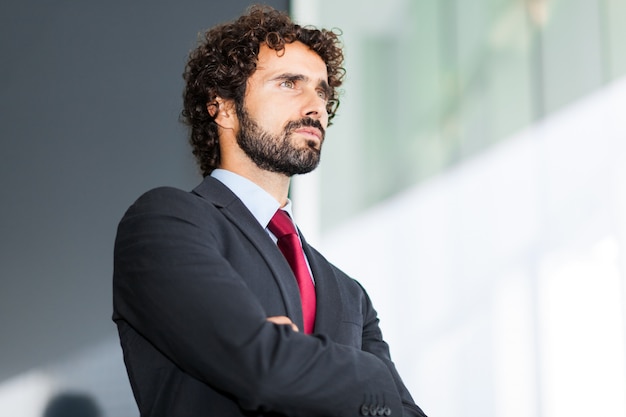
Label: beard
xmin=235 ymin=107 xmax=325 ymax=176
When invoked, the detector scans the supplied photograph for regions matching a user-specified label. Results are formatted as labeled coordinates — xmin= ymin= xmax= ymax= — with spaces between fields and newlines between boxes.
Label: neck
xmin=219 ymin=159 xmax=291 ymax=207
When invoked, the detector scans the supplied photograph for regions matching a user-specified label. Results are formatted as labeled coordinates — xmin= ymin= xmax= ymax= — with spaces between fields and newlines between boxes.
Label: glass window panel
xmin=540 ymin=0 xmax=604 ymax=115
xmin=306 ymin=0 xmax=625 ymax=230
xmin=605 ymin=0 xmax=626 ymax=80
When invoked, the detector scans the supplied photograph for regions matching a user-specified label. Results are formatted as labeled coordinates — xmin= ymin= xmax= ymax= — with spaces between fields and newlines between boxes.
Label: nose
xmin=302 ymin=88 xmax=328 ymax=124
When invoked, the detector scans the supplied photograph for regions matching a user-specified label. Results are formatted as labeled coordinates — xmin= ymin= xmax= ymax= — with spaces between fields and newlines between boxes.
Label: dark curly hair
xmin=181 ymin=5 xmax=345 ymax=176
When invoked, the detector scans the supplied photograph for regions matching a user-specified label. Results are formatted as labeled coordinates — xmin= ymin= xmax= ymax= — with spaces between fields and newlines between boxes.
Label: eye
xmin=280 ymin=80 xmax=295 ymax=89
xmin=317 ymin=89 xmax=328 ymax=100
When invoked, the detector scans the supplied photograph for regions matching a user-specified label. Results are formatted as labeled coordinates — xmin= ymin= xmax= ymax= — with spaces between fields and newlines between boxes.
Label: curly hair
xmin=181 ymin=5 xmax=345 ymax=176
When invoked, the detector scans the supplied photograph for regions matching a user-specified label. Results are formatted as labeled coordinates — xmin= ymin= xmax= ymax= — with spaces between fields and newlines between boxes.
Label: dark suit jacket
xmin=112 ymin=176 xmax=426 ymax=417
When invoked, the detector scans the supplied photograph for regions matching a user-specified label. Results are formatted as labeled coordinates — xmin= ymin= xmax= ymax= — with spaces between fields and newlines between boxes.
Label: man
xmin=113 ymin=5 xmax=427 ymax=417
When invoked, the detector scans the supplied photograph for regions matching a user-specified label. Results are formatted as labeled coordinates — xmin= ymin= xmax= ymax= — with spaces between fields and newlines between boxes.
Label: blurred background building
xmin=1 ymin=0 xmax=625 ymax=416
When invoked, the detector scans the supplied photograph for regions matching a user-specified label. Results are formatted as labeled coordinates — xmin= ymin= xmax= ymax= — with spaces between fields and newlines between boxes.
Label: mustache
xmin=285 ymin=118 xmax=325 ymax=139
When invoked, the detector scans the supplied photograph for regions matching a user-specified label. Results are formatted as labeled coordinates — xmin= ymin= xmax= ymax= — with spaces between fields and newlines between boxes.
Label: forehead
xmin=254 ymin=41 xmax=328 ymax=81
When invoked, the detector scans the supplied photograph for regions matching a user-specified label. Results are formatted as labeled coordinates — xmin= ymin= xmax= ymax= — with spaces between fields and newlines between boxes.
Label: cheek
xmin=321 ymin=113 xmax=329 ymax=128
xmin=265 ymin=107 xmax=298 ymax=130
xmin=247 ymin=105 xmax=283 ymax=132
xmin=263 ymin=114 xmax=291 ymax=136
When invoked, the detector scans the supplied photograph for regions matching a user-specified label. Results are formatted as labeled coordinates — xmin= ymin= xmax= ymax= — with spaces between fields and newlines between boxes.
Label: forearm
xmin=358 ymin=285 xmax=428 ymax=417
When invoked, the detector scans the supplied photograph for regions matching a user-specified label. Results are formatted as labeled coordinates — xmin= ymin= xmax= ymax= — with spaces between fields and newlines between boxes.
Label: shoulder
xmin=123 ymin=175 xmax=233 ymax=216
xmin=114 ymin=185 xmax=228 ymax=254
xmin=123 ymin=176 xmax=235 ymax=215
xmin=116 ymin=177 xmax=249 ymax=240
xmin=132 ymin=185 xmax=197 ymax=208
xmin=134 ymin=186 xmax=192 ymax=205
xmin=117 ymin=182 xmax=231 ymax=235
xmin=120 ymin=186 xmax=207 ymax=220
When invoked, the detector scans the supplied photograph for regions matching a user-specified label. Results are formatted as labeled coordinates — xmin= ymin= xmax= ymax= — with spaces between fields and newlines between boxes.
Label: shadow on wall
xmin=43 ymin=392 xmax=101 ymax=417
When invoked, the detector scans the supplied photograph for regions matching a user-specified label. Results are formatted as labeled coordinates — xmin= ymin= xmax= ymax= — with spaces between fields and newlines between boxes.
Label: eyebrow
xmin=271 ymin=73 xmax=331 ymax=96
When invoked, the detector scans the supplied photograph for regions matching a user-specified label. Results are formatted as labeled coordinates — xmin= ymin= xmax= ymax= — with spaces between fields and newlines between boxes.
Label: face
xmin=236 ymin=41 xmax=330 ymax=176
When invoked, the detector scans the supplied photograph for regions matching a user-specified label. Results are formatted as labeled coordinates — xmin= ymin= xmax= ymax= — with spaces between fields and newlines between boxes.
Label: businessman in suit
xmin=113 ymin=5 xmax=427 ymax=417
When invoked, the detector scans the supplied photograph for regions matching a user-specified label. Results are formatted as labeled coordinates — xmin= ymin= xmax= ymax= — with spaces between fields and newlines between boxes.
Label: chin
xmin=306 ymin=139 xmax=321 ymax=150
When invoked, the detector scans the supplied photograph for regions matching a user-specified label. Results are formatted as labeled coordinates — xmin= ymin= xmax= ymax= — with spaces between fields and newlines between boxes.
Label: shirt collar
xmin=210 ymin=169 xmax=295 ymax=229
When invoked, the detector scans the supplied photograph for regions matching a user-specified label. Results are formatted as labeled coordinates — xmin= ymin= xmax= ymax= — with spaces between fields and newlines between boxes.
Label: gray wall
xmin=0 ymin=0 xmax=288 ymax=383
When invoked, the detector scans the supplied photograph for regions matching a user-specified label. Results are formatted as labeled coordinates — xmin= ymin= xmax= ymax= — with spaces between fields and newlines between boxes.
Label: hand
xmin=266 ymin=316 xmax=299 ymax=332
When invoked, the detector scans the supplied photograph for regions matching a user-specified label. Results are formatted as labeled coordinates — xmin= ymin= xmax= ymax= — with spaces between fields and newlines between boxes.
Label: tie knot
xmin=268 ymin=209 xmax=297 ymax=239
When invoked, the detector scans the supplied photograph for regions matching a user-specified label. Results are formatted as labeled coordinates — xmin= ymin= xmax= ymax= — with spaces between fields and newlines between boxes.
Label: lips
xmin=285 ymin=118 xmax=326 ymax=144
xmin=294 ymin=127 xmax=322 ymax=141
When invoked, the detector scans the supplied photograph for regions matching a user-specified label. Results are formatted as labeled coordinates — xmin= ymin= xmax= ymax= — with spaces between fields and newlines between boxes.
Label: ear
xmin=207 ymin=98 xmax=237 ymax=130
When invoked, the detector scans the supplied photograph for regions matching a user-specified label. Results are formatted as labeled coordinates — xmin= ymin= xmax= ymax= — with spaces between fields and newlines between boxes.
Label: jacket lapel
xmin=299 ymin=234 xmax=343 ymax=339
xmin=192 ymin=177 xmax=304 ymax=330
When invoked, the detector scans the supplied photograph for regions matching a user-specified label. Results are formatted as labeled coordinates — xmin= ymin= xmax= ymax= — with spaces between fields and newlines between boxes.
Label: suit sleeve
xmin=357 ymin=283 xmax=428 ymax=417
xmin=113 ymin=187 xmax=404 ymax=417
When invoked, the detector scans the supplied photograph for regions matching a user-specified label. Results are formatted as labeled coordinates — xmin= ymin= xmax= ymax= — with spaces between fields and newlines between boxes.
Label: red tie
xmin=268 ymin=209 xmax=316 ymax=334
